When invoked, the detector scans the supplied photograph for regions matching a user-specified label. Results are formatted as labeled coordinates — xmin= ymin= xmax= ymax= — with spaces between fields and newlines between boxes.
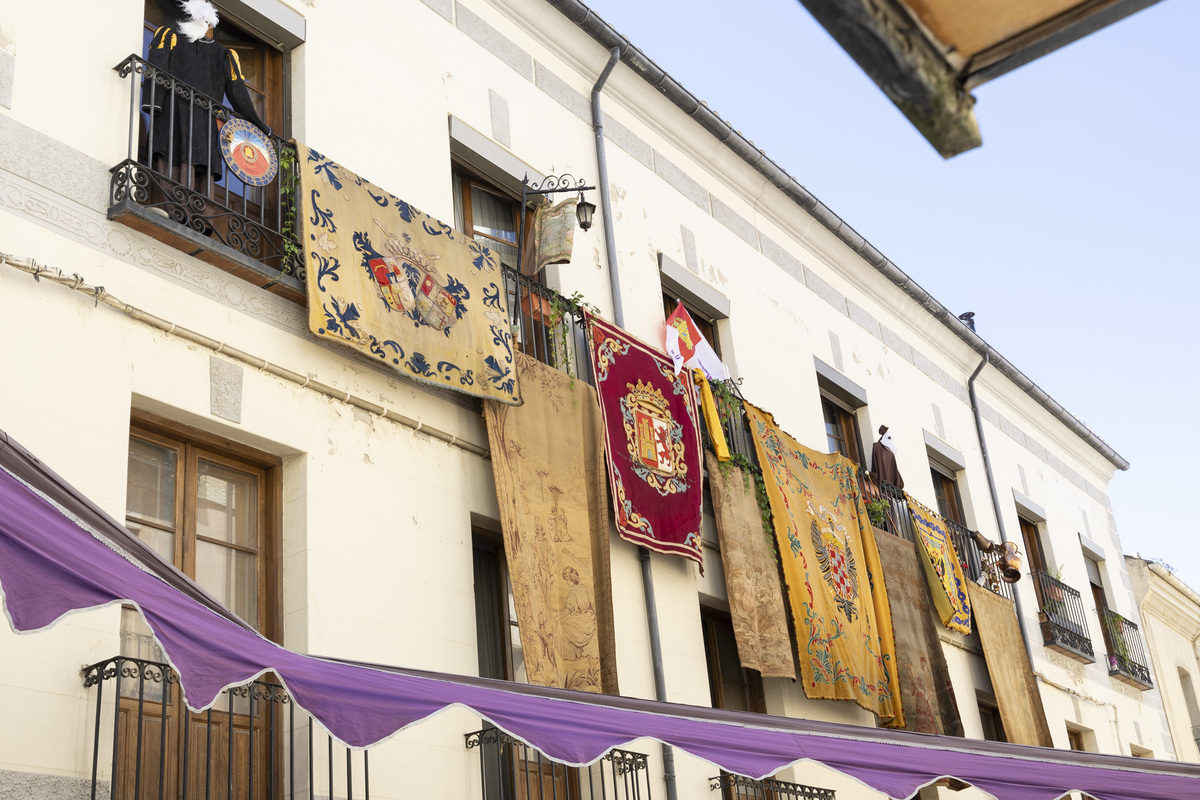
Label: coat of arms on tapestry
xmin=298 ymin=145 xmax=520 ymax=404
xmin=744 ymin=402 xmax=903 ymax=725
xmin=585 ymin=312 xmax=703 ymax=566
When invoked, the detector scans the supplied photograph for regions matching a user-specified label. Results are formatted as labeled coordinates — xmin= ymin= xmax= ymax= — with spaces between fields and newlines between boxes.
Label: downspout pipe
xmin=548 ymin=0 xmax=1128 ymax=474
xmin=592 ymin=46 xmax=678 ymax=800
xmin=969 ymin=355 xmax=1032 ymax=653
xmin=592 ymin=46 xmax=624 ymax=328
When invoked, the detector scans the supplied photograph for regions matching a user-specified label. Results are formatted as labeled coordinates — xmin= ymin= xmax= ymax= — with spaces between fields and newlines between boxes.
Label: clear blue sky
xmin=585 ymin=0 xmax=1200 ymax=589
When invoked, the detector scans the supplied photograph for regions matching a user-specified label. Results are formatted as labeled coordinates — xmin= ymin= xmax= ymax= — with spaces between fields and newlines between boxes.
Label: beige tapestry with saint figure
xmin=483 ymin=353 xmax=617 ymax=693
xmin=968 ymin=582 xmax=1054 ymax=746
xmin=706 ymin=452 xmax=794 ymax=679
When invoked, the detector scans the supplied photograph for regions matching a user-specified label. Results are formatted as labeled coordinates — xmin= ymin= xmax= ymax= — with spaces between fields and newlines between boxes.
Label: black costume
xmin=143 ymin=25 xmax=268 ymax=183
xmin=870 ymin=427 xmax=904 ymax=490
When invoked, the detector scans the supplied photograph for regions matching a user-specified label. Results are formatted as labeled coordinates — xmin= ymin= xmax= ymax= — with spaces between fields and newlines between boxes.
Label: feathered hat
xmin=178 ymin=0 xmax=220 ymax=42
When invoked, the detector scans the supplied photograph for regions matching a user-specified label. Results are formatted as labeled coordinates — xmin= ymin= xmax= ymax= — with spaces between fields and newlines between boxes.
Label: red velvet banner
xmin=586 ymin=312 xmax=703 ymax=566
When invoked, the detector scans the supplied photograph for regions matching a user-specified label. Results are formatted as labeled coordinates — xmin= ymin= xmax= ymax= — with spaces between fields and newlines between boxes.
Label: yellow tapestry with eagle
xmin=744 ymin=402 xmax=903 ymax=725
xmin=298 ymin=145 xmax=520 ymax=404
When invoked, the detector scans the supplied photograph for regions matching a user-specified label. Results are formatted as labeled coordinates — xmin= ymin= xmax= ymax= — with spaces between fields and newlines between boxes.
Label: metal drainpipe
xmin=592 ymin=46 xmax=677 ymax=800
xmin=592 ymin=47 xmax=625 ymax=328
xmin=969 ymin=355 xmax=1032 ymax=653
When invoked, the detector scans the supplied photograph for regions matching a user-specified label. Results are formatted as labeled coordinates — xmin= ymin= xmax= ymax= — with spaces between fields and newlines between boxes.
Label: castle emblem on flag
xmin=620 ymin=380 xmax=689 ymax=494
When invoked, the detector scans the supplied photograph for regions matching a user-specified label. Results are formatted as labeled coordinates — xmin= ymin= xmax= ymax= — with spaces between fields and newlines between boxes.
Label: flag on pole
xmin=665 ymin=301 xmax=729 ymax=380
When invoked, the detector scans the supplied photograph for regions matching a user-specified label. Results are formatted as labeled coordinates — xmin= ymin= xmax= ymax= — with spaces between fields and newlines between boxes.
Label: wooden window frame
xmin=701 ymin=608 xmax=766 ymax=714
xmin=130 ymin=409 xmax=282 ymax=643
xmin=454 ymin=166 xmax=534 ymax=274
xmin=929 ymin=465 xmax=965 ymax=526
xmin=821 ymin=394 xmax=863 ymax=465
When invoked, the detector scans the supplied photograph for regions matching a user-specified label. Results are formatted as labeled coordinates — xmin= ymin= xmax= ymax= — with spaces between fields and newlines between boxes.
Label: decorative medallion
xmin=219 ymin=118 xmax=278 ymax=186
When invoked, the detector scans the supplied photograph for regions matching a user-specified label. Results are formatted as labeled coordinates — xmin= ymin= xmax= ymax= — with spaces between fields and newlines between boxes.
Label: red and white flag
xmin=665 ymin=301 xmax=729 ymax=380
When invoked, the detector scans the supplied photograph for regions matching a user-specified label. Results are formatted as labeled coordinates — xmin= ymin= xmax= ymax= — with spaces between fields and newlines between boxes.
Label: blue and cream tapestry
xmin=299 ymin=145 xmax=520 ymax=404
xmin=744 ymin=402 xmax=903 ymax=725
xmin=906 ymin=495 xmax=973 ymax=634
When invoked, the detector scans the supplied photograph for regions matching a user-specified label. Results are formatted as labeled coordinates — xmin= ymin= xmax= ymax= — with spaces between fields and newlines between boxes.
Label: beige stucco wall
xmin=1129 ymin=557 xmax=1200 ymax=762
xmin=0 ymin=0 xmax=1178 ymax=795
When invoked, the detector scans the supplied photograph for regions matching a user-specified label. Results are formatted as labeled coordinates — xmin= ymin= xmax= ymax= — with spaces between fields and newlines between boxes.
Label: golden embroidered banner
xmin=744 ymin=403 xmax=903 ymax=725
xmin=300 ymin=144 xmax=519 ymax=404
xmin=705 ymin=451 xmax=794 ymax=679
xmin=968 ymin=583 xmax=1054 ymax=747
xmin=483 ymin=353 xmax=617 ymax=693
xmin=906 ymin=495 xmax=972 ymax=634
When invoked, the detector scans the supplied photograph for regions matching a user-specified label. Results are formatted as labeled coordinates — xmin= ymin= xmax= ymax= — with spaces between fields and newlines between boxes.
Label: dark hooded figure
xmin=142 ymin=0 xmax=269 ymax=189
xmin=870 ymin=425 xmax=904 ymax=490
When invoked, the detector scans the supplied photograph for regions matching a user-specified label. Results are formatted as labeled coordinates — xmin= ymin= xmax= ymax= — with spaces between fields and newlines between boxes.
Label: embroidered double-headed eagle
xmin=808 ymin=501 xmax=859 ymax=622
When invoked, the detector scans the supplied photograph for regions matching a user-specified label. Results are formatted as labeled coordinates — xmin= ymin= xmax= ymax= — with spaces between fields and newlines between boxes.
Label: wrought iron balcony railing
xmin=466 ymin=727 xmax=651 ymax=800
xmin=83 ymin=655 xmax=368 ymax=800
xmin=1100 ymin=607 xmax=1153 ymax=689
xmin=859 ymin=477 xmax=1013 ymax=601
xmin=709 ymin=773 xmax=835 ymax=800
xmin=111 ymin=55 xmax=304 ymax=303
xmin=1031 ymin=570 xmax=1094 ymax=663
xmin=501 ymin=265 xmax=592 ymax=381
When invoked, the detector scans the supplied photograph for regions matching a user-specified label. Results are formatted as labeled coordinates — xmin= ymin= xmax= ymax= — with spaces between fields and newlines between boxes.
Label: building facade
xmin=0 ymin=0 xmax=1176 ymax=798
xmin=1128 ymin=556 xmax=1200 ymax=763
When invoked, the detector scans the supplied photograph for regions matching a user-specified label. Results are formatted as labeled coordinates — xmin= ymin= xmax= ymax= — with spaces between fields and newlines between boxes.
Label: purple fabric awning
xmin=1 ymin=429 xmax=1197 ymax=800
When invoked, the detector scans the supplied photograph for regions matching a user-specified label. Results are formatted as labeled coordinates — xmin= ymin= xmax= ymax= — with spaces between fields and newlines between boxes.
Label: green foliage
xmin=864 ymin=497 xmax=889 ymax=528
xmin=278 ymin=144 xmax=301 ymax=274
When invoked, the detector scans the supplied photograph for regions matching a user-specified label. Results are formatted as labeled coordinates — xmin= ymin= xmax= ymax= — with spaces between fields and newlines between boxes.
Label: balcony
xmin=501 ymin=265 xmax=592 ymax=380
xmin=709 ymin=774 xmax=835 ymax=800
xmin=83 ymin=655 xmax=368 ymax=800
xmin=1100 ymin=608 xmax=1153 ymax=689
xmin=111 ymin=55 xmax=304 ymax=304
xmin=863 ymin=477 xmax=1013 ymax=602
xmin=466 ymin=727 xmax=651 ymax=800
xmin=1030 ymin=571 xmax=1094 ymax=663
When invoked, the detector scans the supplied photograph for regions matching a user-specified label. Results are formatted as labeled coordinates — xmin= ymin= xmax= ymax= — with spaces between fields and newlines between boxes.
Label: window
xmin=117 ymin=414 xmax=280 ymax=800
xmin=123 ymin=417 xmax=280 ymax=647
xmin=822 ymin=396 xmax=863 ymax=464
xmin=1084 ymin=555 xmax=1117 ymax=657
xmin=1065 ymin=729 xmax=1094 ymax=753
xmin=929 ymin=465 xmax=964 ymax=526
xmin=977 ymin=698 xmax=1006 ymax=743
xmin=702 ymin=609 xmax=765 ymax=713
xmin=1019 ymin=516 xmax=1053 ymax=609
xmin=472 ymin=532 xmax=525 ymax=683
xmin=142 ymin=3 xmax=286 ymax=136
xmin=475 ymin=532 xmax=583 ymax=800
xmin=454 ymin=169 xmax=525 ymax=271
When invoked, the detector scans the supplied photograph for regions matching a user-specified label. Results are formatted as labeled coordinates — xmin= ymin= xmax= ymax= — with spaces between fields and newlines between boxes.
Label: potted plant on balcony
xmin=864 ymin=497 xmax=889 ymax=530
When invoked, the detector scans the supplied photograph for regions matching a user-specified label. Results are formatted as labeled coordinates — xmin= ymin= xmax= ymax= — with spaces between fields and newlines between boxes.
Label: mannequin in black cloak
xmin=143 ymin=0 xmax=269 ymax=196
xmin=870 ymin=425 xmax=904 ymax=490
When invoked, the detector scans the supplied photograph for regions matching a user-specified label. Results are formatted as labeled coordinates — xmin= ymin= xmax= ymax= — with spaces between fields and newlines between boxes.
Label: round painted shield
xmin=219 ymin=118 xmax=278 ymax=186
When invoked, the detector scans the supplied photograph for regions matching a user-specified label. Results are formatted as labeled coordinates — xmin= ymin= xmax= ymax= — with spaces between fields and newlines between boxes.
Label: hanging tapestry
xmin=874 ymin=530 xmax=963 ymax=736
xmin=299 ymin=145 xmax=519 ymax=404
xmin=586 ymin=312 xmax=703 ymax=565
xmin=483 ymin=353 xmax=618 ymax=694
xmin=706 ymin=451 xmax=794 ymax=679
xmin=968 ymin=583 xmax=1055 ymax=747
xmin=521 ymin=198 xmax=576 ymax=276
xmin=906 ymin=495 xmax=972 ymax=634
xmin=744 ymin=402 xmax=902 ymax=724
